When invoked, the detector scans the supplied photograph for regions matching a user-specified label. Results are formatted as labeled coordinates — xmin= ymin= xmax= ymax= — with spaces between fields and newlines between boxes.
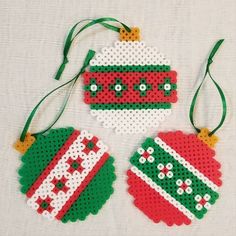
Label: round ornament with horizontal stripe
xmin=83 ymin=28 xmax=178 ymax=134
xmin=18 ymin=127 xmax=115 ymax=222
xmin=127 ymin=129 xmax=222 ymax=226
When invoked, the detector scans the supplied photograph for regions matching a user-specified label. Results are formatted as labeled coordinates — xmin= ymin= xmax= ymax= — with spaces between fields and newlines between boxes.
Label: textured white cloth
xmin=0 ymin=0 xmax=236 ymax=235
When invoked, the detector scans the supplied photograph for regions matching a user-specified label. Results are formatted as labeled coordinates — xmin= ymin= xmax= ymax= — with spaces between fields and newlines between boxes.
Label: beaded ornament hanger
xmin=83 ymin=28 xmax=178 ymax=134
xmin=127 ymin=39 xmax=227 ymax=226
xmin=14 ymin=18 xmax=131 ymax=222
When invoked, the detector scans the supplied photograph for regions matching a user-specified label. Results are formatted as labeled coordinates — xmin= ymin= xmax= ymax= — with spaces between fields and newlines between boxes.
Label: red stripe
xmin=83 ymin=71 xmax=177 ymax=104
xmin=158 ymin=131 xmax=222 ymax=186
xmin=55 ymin=152 xmax=110 ymax=220
xmin=26 ymin=130 xmax=80 ymax=198
xmin=127 ymin=169 xmax=191 ymax=226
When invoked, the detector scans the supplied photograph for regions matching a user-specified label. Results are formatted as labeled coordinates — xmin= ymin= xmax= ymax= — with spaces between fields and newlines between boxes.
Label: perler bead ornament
xmin=127 ymin=130 xmax=222 ymax=226
xmin=83 ymin=28 xmax=178 ymax=134
xmin=18 ymin=127 xmax=115 ymax=222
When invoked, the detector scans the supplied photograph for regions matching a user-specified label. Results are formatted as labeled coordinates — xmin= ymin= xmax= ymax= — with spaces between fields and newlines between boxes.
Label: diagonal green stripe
xmin=130 ymin=137 xmax=219 ymax=219
xmin=90 ymin=103 xmax=171 ymax=110
xmin=90 ymin=65 xmax=171 ymax=72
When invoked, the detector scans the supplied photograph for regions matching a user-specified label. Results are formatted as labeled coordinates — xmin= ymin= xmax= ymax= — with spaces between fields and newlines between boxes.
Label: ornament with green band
xmin=127 ymin=39 xmax=227 ymax=226
xmin=83 ymin=27 xmax=178 ymax=134
xmin=14 ymin=17 xmax=131 ymax=222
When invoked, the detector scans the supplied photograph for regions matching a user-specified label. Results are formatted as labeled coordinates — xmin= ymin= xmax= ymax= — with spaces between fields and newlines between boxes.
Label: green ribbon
xmin=19 ymin=17 xmax=130 ymax=141
xmin=189 ymin=39 xmax=227 ymax=135
xmin=55 ymin=17 xmax=131 ymax=81
xmin=20 ymin=50 xmax=95 ymax=141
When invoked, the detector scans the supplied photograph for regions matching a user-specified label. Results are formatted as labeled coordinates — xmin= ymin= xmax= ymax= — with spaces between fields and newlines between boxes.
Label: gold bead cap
xmin=14 ymin=133 xmax=36 ymax=154
xmin=197 ymin=128 xmax=218 ymax=148
xmin=119 ymin=27 xmax=140 ymax=41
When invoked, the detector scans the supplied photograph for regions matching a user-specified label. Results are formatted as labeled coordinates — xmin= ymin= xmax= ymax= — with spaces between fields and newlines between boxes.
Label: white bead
xmin=90 ymin=84 xmax=98 ymax=92
xmin=176 ymin=179 xmax=183 ymax=186
xmin=137 ymin=147 xmax=145 ymax=155
xmin=158 ymin=172 xmax=165 ymax=179
xmin=204 ymin=194 xmax=211 ymax=201
xmin=185 ymin=179 xmax=192 ymax=185
xmin=139 ymin=84 xmax=147 ymax=91
xmin=195 ymin=195 xmax=202 ymax=202
xmin=177 ymin=188 xmax=184 ymax=195
xmin=204 ymin=202 xmax=211 ymax=210
xmin=167 ymin=171 xmax=173 ymax=178
xmin=196 ymin=203 xmax=203 ymax=211
xmin=186 ymin=187 xmax=193 ymax=194
xmin=164 ymin=83 xmax=171 ymax=91
xmin=157 ymin=163 xmax=164 ymax=170
xmin=147 ymin=147 xmax=154 ymax=154
xmin=114 ymin=84 xmax=122 ymax=91
xmin=139 ymin=156 xmax=146 ymax=164
xmin=147 ymin=156 xmax=154 ymax=163
xmin=166 ymin=163 xmax=173 ymax=170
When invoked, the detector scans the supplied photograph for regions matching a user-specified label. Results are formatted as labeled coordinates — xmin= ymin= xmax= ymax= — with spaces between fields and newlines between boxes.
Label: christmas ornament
xmin=14 ymin=18 xmax=131 ymax=222
xmin=127 ymin=39 xmax=227 ymax=226
xmin=17 ymin=128 xmax=115 ymax=222
xmin=83 ymin=28 xmax=178 ymax=134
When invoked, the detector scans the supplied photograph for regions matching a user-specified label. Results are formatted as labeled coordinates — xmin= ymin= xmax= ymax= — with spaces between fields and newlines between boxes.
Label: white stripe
xmin=154 ymin=137 xmax=218 ymax=191
xmin=130 ymin=166 xmax=195 ymax=220
xmin=27 ymin=130 xmax=108 ymax=220
xmin=89 ymin=41 xmax=170 ymax=67
xmin=90 ymin=109 xmax=171 ymax=134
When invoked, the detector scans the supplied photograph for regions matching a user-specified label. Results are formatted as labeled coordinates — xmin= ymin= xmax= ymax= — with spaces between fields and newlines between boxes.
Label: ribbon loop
xmin=189 ymin=39 xmax=227 ymax=135
xmin=54 ymin=17 xmax=131 ymax=81
xmin=19 ymin=50 xmax=95 ymax=142
xmin=19 ymin=17 xmax=129 ymax=142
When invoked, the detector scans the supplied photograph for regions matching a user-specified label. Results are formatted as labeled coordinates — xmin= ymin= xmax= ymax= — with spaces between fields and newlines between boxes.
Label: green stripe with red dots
xmin=130 ymin=137 xmax=219 ymax=219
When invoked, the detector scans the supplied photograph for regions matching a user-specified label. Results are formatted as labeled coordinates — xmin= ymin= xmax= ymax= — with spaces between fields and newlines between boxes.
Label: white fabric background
xmin=0 ymin=0 xmax=236 ymax=235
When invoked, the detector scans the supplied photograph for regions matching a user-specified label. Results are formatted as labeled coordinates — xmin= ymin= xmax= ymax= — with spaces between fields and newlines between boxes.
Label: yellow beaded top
xmin=119 ymin=27 xmax=140 ymax=41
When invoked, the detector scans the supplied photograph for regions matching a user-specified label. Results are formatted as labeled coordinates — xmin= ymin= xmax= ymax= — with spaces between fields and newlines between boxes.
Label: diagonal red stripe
xmin=26 ymin=130 xmax=80 ymax=198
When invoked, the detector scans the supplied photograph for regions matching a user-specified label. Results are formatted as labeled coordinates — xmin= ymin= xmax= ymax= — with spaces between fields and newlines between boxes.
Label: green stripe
xmin=61 ymin=157 xmax=116 ymax=222
xmin=90 ymin=103 xmax=171 ymax=110
xmin=19 ymin=128 xmax=74 ymax=193
xmin=130 ymin=137 xmax=219 ymax=219
xmin=90 ymin=65 xmax=171 ymax=72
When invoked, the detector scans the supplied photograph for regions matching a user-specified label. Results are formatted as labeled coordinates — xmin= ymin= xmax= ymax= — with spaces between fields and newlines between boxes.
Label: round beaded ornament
xmin=127 ymin=129 xmax=221 ymax=225
xmin=127 ymin=39 xmax=226 ymax=226
xmin=16 ymin=128 xmax=115 ymax=222
xmin=83 ymin=28 xmax=178 ymax=134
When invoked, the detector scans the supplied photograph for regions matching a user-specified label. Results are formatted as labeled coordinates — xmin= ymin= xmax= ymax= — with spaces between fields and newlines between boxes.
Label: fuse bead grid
xmin=18 ymin=128 xmax=115 ymax=222
xmin=127 ymin=131 xmax=222 ymax=226
xmin=83 ymin=41 xmax=178 ymax=134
